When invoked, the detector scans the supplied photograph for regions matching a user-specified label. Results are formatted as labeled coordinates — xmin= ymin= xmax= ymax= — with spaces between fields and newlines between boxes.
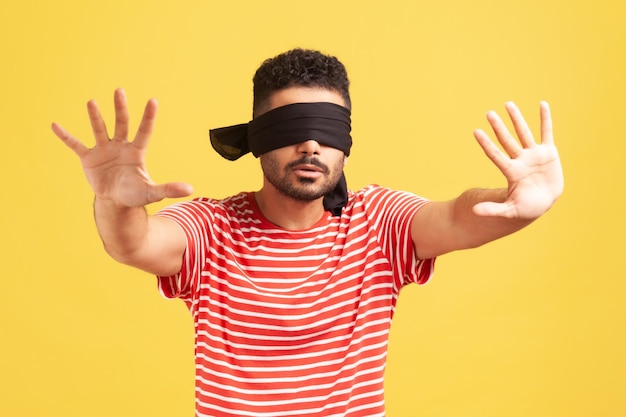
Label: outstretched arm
xmin=412 ymin=101 xmax=564 ymax=260
xmin=52 ymin=88 xmax=193 ymax=275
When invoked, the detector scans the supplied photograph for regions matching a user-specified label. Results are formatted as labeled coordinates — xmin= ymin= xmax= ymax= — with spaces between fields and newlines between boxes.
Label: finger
xmin=113 ymin=88 xmax=130 ymax=141
xmin=474 ymin=128 xmax=512 ymax=173
xmin=505 ymin=101 xmax=536 ymax=149
xmin=51 ymin=122 xmax=90 ymax=158
xmin=485 ymin=109 xmax=523 ymax=159
xmin=133 ymin=98 xmax=158 ymax=149
xmin=540 ymin=101 xmax=554 ymax=145
xmin=87 ymin=99 xmax=110 ymax=145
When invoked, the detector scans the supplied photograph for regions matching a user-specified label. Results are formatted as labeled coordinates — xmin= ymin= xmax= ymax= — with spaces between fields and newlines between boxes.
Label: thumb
xmin=473 ymin=201 xmax=516 ymax=218
xmin=148 ymin=182 xmax=194 ymax=202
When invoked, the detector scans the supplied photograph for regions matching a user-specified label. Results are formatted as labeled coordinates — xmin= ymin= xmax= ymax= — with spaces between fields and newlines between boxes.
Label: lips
xmin=292 ymin=164 xmax=323 ymax=173
xmin=291 ymin=164 xmax=324 ymax=179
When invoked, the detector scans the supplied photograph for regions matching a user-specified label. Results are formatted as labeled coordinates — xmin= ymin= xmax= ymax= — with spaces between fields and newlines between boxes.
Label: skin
xmin=51 ymin=87 xmax=563 ymax=275
xmin=412 ymin=100 xmax=563 ymax=259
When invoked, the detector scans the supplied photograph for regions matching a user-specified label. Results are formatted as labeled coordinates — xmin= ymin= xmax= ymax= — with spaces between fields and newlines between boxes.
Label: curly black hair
xmin=252 ymin=48 xmax=351 ymax=117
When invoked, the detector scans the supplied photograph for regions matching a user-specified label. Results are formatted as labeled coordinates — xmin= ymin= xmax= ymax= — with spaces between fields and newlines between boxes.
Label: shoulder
xmin=348 ymin=184 xmax=426 ymax=206
xmin=157 ymin=192 xmax=258 ymax=225
xmin=344 ymin=184 xmax=429 ymax=223
xmin=160 ymin=192 xmax=249 ymax=211
xmin=347 ymin=184 xmax=386 ymax=202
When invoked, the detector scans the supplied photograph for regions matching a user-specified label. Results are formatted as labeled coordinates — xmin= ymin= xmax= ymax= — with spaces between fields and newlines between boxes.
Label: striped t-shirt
xmin=156 ymin=184 xmax=435 ymax=417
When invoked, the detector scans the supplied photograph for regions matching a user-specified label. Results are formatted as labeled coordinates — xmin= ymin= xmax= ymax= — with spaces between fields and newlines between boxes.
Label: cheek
xmin=333 ymin=153 xmax=347 ymax=170
xmin=332 ymin=155 xmax=347 ymax=176
xmin=260 ymin=150 xmax=292 ymax=178
xmin=259 ymin=154 xmax=277 ymax=174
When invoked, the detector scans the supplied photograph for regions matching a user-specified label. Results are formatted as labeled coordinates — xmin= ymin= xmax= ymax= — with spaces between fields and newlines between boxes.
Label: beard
xmin=261 ymin=154 xmax=344 ymax=202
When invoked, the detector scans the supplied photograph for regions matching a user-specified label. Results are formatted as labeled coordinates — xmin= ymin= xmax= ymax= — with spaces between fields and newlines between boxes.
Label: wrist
xmin=93 ymin=195 xmax=147 ymax=213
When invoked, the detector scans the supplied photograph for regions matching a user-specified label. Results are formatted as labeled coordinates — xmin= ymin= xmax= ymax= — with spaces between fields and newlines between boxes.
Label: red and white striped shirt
xmin=156 ymin=185 xmax=435 ymax=416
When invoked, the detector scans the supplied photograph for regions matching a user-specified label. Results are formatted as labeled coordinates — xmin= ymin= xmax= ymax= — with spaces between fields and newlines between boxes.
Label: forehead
xmin=268 ymin=87 xmax=346 ymax=112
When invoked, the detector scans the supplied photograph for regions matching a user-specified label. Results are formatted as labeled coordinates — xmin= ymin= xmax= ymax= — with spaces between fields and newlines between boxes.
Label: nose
xmin=296 ymin=139 xmax=321 ymax=156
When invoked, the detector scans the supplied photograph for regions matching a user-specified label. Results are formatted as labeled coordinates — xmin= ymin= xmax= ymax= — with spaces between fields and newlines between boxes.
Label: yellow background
xmin=1 ymin=1 xmax=624 ymax=416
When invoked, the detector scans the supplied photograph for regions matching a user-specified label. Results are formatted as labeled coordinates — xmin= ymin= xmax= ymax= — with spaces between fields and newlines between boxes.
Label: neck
xmin=254 ymin=187 xmax=326 ymax=230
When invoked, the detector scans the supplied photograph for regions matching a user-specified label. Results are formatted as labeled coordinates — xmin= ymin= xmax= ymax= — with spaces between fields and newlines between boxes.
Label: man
xmin=51 ymin=48 xmax=563 ymax=416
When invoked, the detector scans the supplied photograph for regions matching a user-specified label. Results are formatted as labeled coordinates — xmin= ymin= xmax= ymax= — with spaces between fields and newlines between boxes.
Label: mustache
xmin=286 ymin=156 xmax=330 ymax=174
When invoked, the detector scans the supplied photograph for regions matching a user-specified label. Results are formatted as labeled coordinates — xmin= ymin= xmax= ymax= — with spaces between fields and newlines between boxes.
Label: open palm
xmin=52 ymin=89 xmax=193 ymax=207
xmin=473 ymin=101 xmax=564 ymax=219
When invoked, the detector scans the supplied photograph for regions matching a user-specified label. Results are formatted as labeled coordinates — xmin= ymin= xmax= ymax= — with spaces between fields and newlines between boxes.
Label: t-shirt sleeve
xmin=362 ymin=185 xmax=435 ymax=289
xmin=153 ymin=199 xmax=211 ymax=304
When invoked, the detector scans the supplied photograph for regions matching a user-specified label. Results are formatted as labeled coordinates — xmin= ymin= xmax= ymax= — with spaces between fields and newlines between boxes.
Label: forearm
xmin=451 ymin=188 xmax=533 ymax=249
xmin=93 ymin=196 xmax=186 ymax=275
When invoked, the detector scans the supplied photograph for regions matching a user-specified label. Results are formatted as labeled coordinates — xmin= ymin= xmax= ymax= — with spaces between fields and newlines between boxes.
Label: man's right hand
xmin=51 ymin=88 xmax=193 ymax=207
xmin=51 ymin=89 xmax=191 ymax=276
